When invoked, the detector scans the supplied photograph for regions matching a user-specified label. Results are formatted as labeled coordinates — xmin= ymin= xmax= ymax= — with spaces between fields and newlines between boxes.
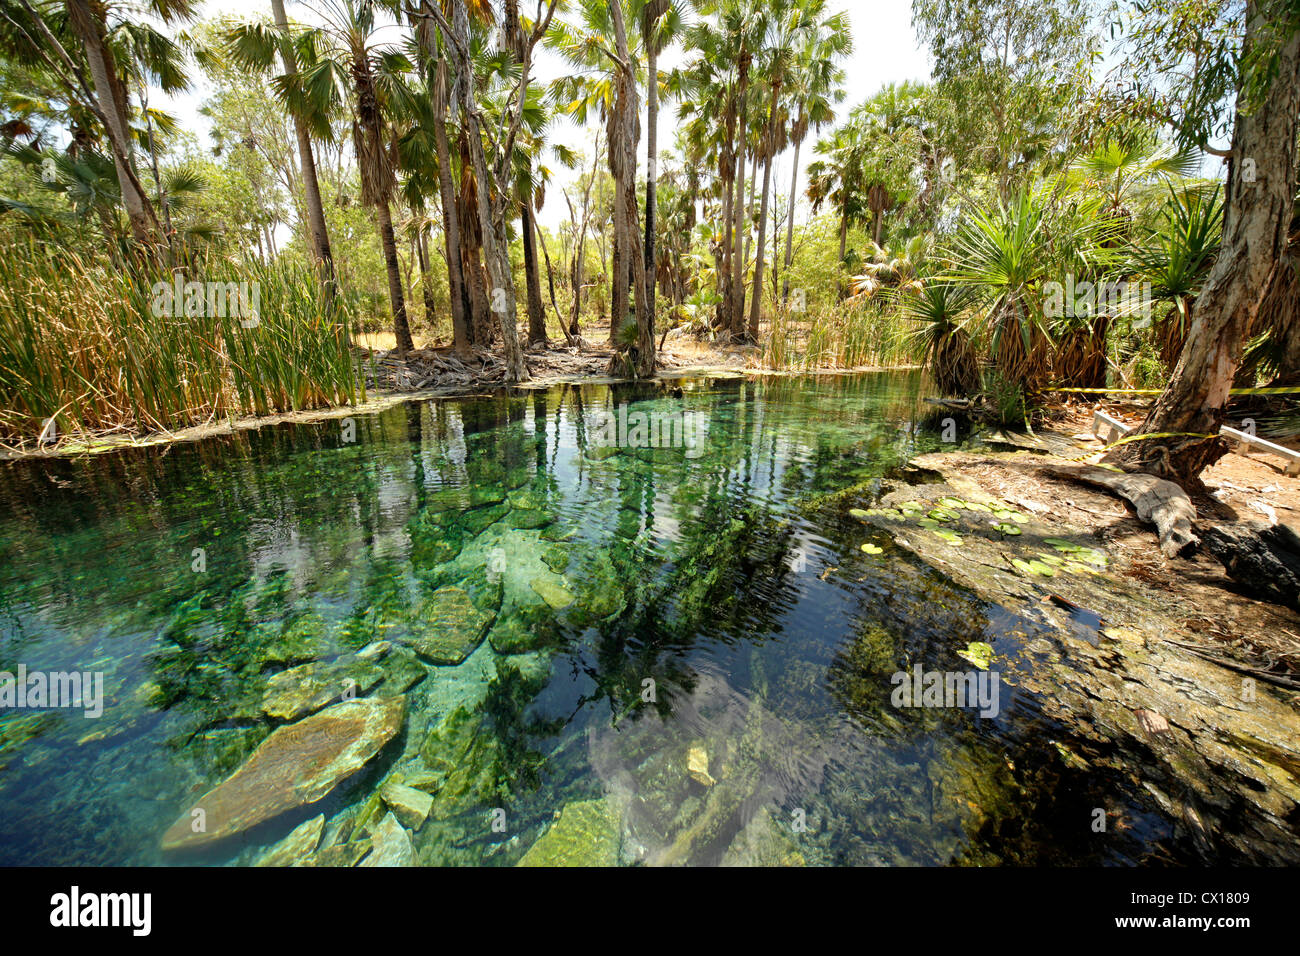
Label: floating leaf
xmin=918 ymin=517 xmax=941 ymax=530
xmin=933 ymin=529 xmax=963 ymax=545
xmin=993 ymin=522 xmax=1021 ymax=536
xmin=928 ymin=508 xmax=959 ymax=522
xmin=860 ymin=543 xmax=883 ymax=555
xmin=957 ymin=641 xmax=995 ymax=670
xmin=1028 ymin=559 xmax=1056 ymax=576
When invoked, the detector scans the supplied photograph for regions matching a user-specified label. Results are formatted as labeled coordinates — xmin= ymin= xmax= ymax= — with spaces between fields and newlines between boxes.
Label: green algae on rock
xmin=402 ymin=587 xmax=495 ymax=665
xmin=518 ymin=798 xmax=623 ymax=867
xmin=261 ymin=656 xmax=387 ymax=721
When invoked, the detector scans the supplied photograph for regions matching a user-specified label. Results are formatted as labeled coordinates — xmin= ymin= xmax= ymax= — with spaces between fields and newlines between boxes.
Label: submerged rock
xmin=261 ymin=656 xmax=386 ymax=721
xmin=254 ymin=814 xmax=324 ymax=867
xmin=381 ymin=780 xmax=433 ymax=830
xmin=161 ymin=696 xmax=406 ymax=851
xmin=360 ymin=812 xmax=415 ymax=866
xmin=404 ymin=587 xmax=494 ymax=665
xmin=518 ymin=798 xmax=622 ymax=867
xmin=530 ymin=575 xmax=575 ymax=610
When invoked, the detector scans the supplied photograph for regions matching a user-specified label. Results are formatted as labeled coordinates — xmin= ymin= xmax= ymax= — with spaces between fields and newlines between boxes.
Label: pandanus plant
xmin=947 ymin=190 xmax=1057 ymax=393
xmin=903 ymin=281 xmax=979 ymax=397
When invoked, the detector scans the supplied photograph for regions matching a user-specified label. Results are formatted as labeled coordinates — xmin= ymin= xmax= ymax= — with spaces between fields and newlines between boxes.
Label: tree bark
xmin=271 ymin=0 xmax=335 ymax=297
xmin=1106 ymin=1 xmax=1300 ymax=484
xmin=749 ymin=84 xmax=780 ymax=339
xmin=377 ymin=200 xmax=414 ymax=351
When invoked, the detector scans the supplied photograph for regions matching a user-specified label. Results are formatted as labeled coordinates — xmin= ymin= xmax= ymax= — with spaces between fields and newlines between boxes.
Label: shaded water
xmin=0 ymin=372 xmax=1195 ymax=865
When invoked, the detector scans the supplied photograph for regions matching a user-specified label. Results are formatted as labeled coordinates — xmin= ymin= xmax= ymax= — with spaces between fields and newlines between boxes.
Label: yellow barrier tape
xmin=1047 ymin=386 xmax=1300 ymax=396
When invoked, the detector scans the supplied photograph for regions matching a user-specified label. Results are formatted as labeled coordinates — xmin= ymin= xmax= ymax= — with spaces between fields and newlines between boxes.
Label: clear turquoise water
xmin=0 ymin=372 xmax=1197 ymax=865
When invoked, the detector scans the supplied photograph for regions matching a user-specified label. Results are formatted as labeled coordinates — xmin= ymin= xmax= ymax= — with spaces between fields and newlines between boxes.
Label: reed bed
xmin=762 ymin=302 xmax=918 ymax=370
xmin=0 ymin=239 xmax=361 ymax=447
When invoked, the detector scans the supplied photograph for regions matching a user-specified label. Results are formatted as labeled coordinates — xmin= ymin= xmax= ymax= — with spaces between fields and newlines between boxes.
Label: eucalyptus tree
xmin=1101 ymin=0 xmax=1300 ymax=483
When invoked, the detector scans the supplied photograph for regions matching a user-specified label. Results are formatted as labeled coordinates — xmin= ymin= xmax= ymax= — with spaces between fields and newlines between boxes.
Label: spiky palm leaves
xmin=947 ymin=190 xmax=1056 ymax=392
xmin=1132 ymin=184 xmax=1222 ymax=370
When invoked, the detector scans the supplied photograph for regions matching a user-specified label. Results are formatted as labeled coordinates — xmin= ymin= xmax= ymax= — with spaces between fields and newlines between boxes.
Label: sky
xmin=159 ymin=0 xmax=933 ymax=229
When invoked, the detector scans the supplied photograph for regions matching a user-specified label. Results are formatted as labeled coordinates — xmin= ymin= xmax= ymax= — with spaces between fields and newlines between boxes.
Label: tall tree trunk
xmin=729 ymin=63 xmax=750 ymax=338
xmin=749 ymin=86 xmax=780 ymax=340
xmin=65 ymin=0 xmax=154 ymax=243
xmin=432 ymin=54 xmax=472 ymax=355
xmin=1106 ymin=2 xmax=1300 ymax=484
xmin=644 ymin=27 xmax=661 ymax=320
xmin=377 ymin=200 xmax=414 ymax=351
xmin=271 ymin=0 xmax=335 ymax=299
xmin=782 ymin=136 xmax=802 ymax=303
xmin=609 ymin=0 xmax=653 ymax=376
xmin=522 ymin=202 xmax=547 ymax=346
xmin=417 ymin=227 xmax=438 ymax=328
xmin=450 ymin=0 xmax=528 ymax=381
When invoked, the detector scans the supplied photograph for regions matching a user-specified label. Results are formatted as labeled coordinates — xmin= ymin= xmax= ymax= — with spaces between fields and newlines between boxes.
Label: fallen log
xmin=1043 ymin=463 xmax=1199 ymax=557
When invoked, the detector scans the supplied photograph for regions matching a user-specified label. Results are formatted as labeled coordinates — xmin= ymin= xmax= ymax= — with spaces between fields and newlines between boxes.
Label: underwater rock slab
xmin=261 ymin=656 xmax=387 ymax=721
xmin=518 ymin=798 xmax=622 ymax=867
xmin=405 ymin=587 xmax=494 ymax=665
xmin=720 ymin=808 xmax=805 ymax=867
xmin=360 ymin=812 xmax=415 ymax=867
xmin=381 ymin=780 xmax=433 ymax=830
xmin=161 ymin=696 xmax=406 ymax=852
xmin=254 ymin=814 xmax=324 ymax=867
xmin=529 ymin=574 xmax=575 ymax=610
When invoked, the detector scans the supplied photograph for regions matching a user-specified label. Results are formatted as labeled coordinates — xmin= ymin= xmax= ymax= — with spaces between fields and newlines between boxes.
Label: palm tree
xmin=269 ymin=0 xmax=336 ymax=297
xmin=747 ymin=0 xmax=847 ymax=338
xmin=231 ymin=0 xmax=416 ymax=350
xmin=806 ymin=119 xmax=867 ymax=296
xmin=638 ymin=0 xmax=685 ymax=322
xmin=779 ymin=4 xmax=847 ymax=304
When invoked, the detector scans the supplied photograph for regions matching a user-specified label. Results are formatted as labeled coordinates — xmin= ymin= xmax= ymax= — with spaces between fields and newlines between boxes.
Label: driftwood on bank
xmin=1043 ymin=463 xmax=1199 ymax=557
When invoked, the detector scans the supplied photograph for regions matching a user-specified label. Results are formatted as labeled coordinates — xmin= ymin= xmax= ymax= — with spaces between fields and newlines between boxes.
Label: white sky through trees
xmin=160 ymin=0 xmax=931 ymax=231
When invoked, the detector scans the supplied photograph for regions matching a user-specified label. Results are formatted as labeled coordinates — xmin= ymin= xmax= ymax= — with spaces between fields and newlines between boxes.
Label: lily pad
xmin=992 ymin=522 xmax=1021 ymax=536
xmin=860 ymin=543 xmax=883 ymax=555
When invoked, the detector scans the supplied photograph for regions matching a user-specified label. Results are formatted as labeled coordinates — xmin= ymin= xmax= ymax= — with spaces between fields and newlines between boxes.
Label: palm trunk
xmin=451 ymin=0 xmax=527 ymax=381
xmin=749 ymin=86 xmax=780 ymax=339
xmin=271 ymin=0 xmax=334 ymax=297
xmin=609 ymin=0 xmax=653 ymax=376
xmin=377 ymin=201 xmax=414 ymax=351
xmin=432 ymin=55 xmax=472 ymax=355
xmin=65 ymin=0 xmax=154 ymax=243
xmin=644 ymin=38 xmax=660 ymax=319
xmin=782 ymin=137 xmax=802 ymax=302
xmin=1107 ymin=1 xmax=1300 ymax=484
xmin=522 ymin=202 xmax=547 ymax=345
